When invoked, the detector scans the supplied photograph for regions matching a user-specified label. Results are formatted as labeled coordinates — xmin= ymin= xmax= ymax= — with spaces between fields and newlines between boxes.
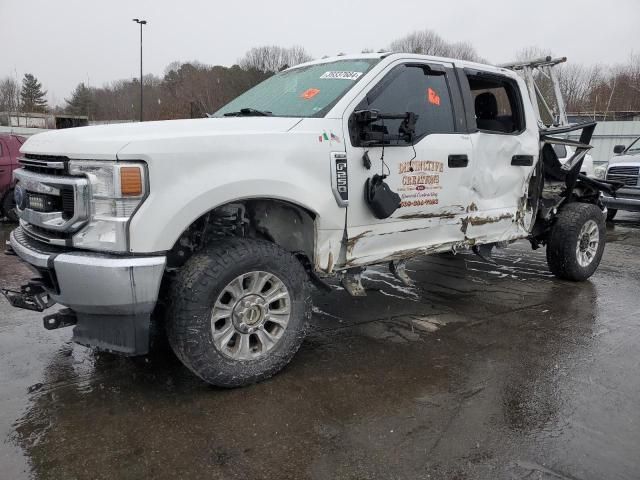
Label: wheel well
xmin=166 ymin=199 xmax=316 ymax=269
xmin=1 ymin=187 xmax=14 ymax=212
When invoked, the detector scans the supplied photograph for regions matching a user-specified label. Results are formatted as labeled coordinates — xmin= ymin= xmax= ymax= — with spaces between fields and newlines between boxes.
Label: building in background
xmin=0 ymin=112 xmax=88 ymax=129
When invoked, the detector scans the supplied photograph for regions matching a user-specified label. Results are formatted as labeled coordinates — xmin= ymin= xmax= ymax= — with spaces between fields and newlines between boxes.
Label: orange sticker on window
xmin=301 ymin=88 xmax=320 ymax=100
xmin=428 ymin=88 xmax=441 ymax=106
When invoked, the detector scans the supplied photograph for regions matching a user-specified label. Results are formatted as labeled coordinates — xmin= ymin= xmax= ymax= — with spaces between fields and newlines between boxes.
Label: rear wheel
xmin=606 ymin=208 xmax=617 ymax=222
xmin=546 ymin=203 xmax=606 ymax=281
xmin=167 ymin=238 xmax=311 ymax=387
xmin=1 ymin=189 xmax=18 ymax=222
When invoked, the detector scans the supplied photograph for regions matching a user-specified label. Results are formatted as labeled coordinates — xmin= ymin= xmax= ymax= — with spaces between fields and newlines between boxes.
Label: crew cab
xmin=2 ymin=53 xmax=617 ymax=387
xmin=600 ymin=137 xmax=640 ymax=221
xmin=0 ymin=134 xmax=26 ymax=221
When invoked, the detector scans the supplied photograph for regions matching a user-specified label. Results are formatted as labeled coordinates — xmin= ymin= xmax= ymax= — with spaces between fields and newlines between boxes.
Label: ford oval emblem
xmin=14 ymin=184 xmax=27 ymax=210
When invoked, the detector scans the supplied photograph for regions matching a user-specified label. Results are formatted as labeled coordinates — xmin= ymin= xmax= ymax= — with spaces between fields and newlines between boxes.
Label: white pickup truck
xmin=3 ymin=53 xmax=618 ymax=387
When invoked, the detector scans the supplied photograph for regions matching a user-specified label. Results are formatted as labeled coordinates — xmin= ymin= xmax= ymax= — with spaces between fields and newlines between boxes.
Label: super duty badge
xmin=331 ymin=152 xmax=349 ymax=207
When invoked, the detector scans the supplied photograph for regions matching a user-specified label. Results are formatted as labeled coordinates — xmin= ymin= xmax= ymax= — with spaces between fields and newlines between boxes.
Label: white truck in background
xmin=600 ymin=136 xmax=640 ymax=220
xmin=3 ymin=53 xmax=618 ymax=387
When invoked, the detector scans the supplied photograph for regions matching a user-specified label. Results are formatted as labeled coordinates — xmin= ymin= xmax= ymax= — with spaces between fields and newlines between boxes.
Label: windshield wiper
xmin=223 ymin=108 xmax=273 ymax=117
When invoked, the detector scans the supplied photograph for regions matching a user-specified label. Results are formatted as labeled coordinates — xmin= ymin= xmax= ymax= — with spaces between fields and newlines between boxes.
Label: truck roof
xmin=288 ymin=52 xmax=518 ymax=80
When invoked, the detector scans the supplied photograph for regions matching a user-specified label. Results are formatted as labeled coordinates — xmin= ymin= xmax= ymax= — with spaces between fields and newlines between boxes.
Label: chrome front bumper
xmin=602 ymin=187 xmax=640 ymax=212
xmin=9 ymin=227 xmax=166 ymax=316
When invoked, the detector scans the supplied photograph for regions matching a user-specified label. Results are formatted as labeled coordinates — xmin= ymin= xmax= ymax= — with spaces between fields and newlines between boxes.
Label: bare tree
xmin=388 ymin=29 xmax=480 ymax=61
xmin=389 ymin=29 xmax=449 ymax=56
xmin=515 ymin=46 xmax=553 ymax=62
xmin=0 ymin=77 xmax=19 ymax=112
xmin=238 ymin=45 xmax=313 ymax=73
xmin=448 ymin=41 xmax=481 ymax=62
xmin=557 ymin=63 xmax=590 ymax=111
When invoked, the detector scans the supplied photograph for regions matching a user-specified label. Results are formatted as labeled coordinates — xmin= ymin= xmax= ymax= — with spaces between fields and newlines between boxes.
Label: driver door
xmin=342 ymin=61 xmax=474 ymax=267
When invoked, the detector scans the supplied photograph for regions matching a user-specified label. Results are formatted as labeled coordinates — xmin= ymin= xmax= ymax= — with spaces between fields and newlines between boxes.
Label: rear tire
xmin=606 ymin=208 xmax=617 ymax=222
xmin=166 ymin=238 xmax=311 ymax=387
xmin=1 ymin=189 xmax=18 ymax=222
xmin=546 ymin=203 xmax=606 ymax=281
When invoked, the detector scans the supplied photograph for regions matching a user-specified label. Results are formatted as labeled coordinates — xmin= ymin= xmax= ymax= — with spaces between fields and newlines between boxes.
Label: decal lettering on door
xmin=397 ymin=160 xmax=444 ymax=207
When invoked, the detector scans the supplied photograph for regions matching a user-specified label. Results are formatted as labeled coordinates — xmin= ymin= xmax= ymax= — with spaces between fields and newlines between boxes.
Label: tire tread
xmin=166 ymin=238 xmax=311 ymax=387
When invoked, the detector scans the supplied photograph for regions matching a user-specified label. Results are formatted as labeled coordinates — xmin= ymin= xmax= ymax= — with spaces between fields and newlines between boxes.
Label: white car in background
xmin=553 ymin=143 xmax=594 ymax=177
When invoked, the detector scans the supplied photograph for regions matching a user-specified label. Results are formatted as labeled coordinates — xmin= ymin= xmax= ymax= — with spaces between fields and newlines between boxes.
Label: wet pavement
xmin=1 ymin=214 xmax=639 ymax=480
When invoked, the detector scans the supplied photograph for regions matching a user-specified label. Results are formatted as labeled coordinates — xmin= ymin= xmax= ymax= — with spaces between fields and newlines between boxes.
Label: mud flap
xmin=72 ymin=313 xmax=151 ymax=356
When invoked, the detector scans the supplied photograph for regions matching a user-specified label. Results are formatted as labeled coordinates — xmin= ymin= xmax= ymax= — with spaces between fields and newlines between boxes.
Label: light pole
xmin=132 ymin=18 xmax=147 ymax=122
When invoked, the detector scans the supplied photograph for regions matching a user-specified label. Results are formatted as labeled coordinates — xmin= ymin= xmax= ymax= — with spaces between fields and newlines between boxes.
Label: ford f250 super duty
xmin=2 ymin=53 xmax=619 ymax=387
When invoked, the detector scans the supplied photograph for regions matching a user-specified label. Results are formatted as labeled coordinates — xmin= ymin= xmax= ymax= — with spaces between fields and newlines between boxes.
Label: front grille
xmin=20 ymin=154 xmax=69 ymax=176
xmin=13 ymin=167 xmax=89 ymax=244
xmin=607 ymin=166 xmax=639 ymax=186
xmin=61 ymin=188 xmax=75 ymax=219
xmin=22 ymin=223 xmax=73 ymax=245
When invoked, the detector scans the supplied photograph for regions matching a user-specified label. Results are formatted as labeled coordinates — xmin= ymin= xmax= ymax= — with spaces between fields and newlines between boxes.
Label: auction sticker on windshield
xmin=320 ymin=71 xmax=363 ymax=80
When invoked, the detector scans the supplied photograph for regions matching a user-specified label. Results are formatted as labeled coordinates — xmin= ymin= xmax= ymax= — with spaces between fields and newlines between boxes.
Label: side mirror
xmin=352 ymin=110 xmax=418 ymax=146
xmin=613 ymin=145 xmax=626 ymax=154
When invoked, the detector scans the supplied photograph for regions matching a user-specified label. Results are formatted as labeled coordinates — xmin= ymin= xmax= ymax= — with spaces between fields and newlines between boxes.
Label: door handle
xmin=511 ymin=155 xmax=534 ymax=166
xmin=448 ymin=154 xmax=469 ymax=168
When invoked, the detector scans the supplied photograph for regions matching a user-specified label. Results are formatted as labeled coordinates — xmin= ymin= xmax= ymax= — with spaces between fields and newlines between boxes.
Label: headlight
xmin=68 ymin=160 xmax=148 ymax=251
xmin=594 ymin=163 xmax=608 ymax=180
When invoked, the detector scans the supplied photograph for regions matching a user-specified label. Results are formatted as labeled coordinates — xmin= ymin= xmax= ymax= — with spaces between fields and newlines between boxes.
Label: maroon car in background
xmin=0 ymin=134 xmax=25 ymax=221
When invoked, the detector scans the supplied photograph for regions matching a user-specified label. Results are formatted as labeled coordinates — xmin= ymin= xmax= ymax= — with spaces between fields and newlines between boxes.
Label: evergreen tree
xmin=65 ymin=82 xmax=94 ymax=117
xmin=20 ymin=73 xmax=48 ymax=112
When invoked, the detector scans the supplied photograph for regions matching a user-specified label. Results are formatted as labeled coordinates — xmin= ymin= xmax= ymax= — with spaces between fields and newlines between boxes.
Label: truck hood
xmin=20 ymin=117 xmax=303 ymax=160
xmin=610 ymin=152 xmax=640 ymax=165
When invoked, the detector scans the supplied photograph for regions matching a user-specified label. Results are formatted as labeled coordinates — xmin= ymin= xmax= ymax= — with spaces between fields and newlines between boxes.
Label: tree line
xmin=1 ymin=30 xmax=639 ymax=122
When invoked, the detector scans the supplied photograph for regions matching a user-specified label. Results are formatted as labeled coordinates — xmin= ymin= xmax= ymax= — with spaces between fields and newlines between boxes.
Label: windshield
xmin=626 ymin=137 xmax=640 ymax=153
xmin=212 ymin=59 xmax=380 ymax=118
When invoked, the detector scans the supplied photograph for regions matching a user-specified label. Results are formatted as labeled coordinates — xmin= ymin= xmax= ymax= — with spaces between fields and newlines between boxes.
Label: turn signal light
xmin=120 ymin=167 xmax=143 ymax=196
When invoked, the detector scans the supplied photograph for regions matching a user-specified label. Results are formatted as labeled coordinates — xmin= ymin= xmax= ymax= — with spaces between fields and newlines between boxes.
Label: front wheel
xmin=546 ymin=203 xmax=606 ymax=281
xmin=166 ymin=238 xmax=311 ymax=387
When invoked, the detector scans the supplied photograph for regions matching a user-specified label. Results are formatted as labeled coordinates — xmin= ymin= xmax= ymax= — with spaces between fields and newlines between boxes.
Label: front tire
xmin=167 ymin=238 xmax=311 ymax=387
xmin=546 ymin=203 xmax=606 ymax=281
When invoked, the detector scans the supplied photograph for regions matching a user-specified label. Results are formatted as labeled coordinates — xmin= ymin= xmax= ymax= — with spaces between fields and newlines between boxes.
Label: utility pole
xmin=132 ymin=18 xmax=147 ymax=122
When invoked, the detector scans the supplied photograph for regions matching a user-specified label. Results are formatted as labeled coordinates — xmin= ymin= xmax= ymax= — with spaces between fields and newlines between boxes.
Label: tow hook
xmin=43 ymin=308 xmax=77 ymax=330
xmin=0 ymin=280 xmax=56 ymax=312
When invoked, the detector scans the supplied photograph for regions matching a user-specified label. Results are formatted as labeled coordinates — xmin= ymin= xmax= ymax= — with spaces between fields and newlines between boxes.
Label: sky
xmin=1 ymin=0 xmax=638 ymax=106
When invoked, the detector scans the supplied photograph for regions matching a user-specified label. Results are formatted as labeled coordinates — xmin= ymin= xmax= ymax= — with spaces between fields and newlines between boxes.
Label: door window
xmin=359 ymin=64 xmax=456 ymax=144
xmin=466 ymin=73 xmax=524 ymax=134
